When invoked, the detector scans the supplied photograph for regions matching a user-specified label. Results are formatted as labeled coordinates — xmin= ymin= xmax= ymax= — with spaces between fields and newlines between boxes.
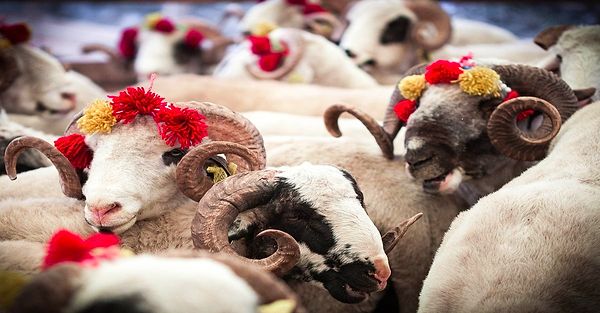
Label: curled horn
xmin=4 ymin=136 xmax=83 ymax=199
xmin=534 ymin=25 xmax=573 ymax=50
xmin=246 ymin=29 xmax=305 ymax=80
xmin=192 ymin=169 xmax=301 ymax=277
xmin=0 ymin=48 xmax=20 ymax=93
xmin=382 ymin=213 xmax=423 ymax=254
xmin=406 ymin=1 xmax=452 ymax=51
xmin=81 ymin=44 xmax=125 ymax=65
xmin=176 ymin=141 xmax=263 ymax=202
xmin=324 ymin=104 xmax=394 ymax=159
xmin=303 ymin=12 xmax=344 ymax=41
xmin=160 ymin=250 xmax=306 ymax=313
xmin=179 ymin=101 xmax=266 ymax=172
xmin=489 ymin=65 xmax=579 ymax=161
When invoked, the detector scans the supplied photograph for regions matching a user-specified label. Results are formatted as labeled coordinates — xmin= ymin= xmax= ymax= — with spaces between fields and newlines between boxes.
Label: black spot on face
xmin=173 ymin=41 xmax=202 ymax=65
xmin=75 ymin=294 xmax=151 ymax=313
xmin=380 ymin=15 xmax=411 ymax=44
xmin=161 ymin=148 xmax=187 ymax=166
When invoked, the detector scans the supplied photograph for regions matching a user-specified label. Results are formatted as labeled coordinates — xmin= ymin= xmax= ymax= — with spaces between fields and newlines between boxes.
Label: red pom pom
xmin=0 ymin=22 xmax=31 ymax=45
xmin=248 ymin=35 xmax=272 ymax=55
xmin=43 ymin=230 xmax=120 ymax=270
xmin=503 ymin=90 xmax=519 ymax=102
xmin=110 ymin=86 xmax=166 ymax=124
xmin=54 ymin=134 xmax=93 ymax=170
xmin=394 ymin=99 xmax=417 ymax=123
xmin=155 ymin=105 xmax=208 ymax=149
xmin=258 ymin=52 xmax=285 ymax=72
xmin=516 ymin=109 xmax=535 ymax=121
xmin=287 ymin=0 xmax=307 ymax=5
xmin=118 ymin=27 xmax=138 ymax=59
xmin=303 ymin=3 xmax=327 ymax=14
xmin=154 ymin=18 xmax=175 ymax=33
xmin=184 ymin=29 xmax=204 ymax=48
xmin=424 ymin=60 xmax=463 ymax=84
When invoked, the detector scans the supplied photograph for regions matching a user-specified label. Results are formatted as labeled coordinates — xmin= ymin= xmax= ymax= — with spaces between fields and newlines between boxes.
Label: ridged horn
xmin=534 ymin=25 xmax=573 ymax=50
xmin=382 ymin=213 xmax=423 ymax=254
xmin=192 ymin=169 xmax=301 ymax=277
xmin=406 ymin=1 xmax=452 ymax=51
xmin=4 ymin=136 xmax=83 ymax=199
xmin=176 ymin=141 xmax=262 ymax=202
xmin=246 ymin=29 xmax=305 ymax=80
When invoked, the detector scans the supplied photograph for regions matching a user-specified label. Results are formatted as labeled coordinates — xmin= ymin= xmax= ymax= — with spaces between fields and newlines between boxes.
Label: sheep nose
xmin=405 ymin=149 xmax=434 ymax=170
xmin=373 ymin=255 xmax=391 ymax=290
xmin=61 ymin=92 xmax=77 ymax=108
xmin=89 ymin=202 xmax=122 ymax=224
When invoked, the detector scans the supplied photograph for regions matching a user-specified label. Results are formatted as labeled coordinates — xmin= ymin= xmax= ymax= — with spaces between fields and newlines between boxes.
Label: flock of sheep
xmin=0 ymin=0 xmax=599 ymax=312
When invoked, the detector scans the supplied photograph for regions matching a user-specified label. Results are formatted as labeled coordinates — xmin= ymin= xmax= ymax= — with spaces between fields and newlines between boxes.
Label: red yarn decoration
xmin=502 ymin=90 xmax=533 ymax=121
xmin=43 ymin=229 xmax=120 ymax=270
xmin=424 ymin=60 xmax=463 ymax=84
xmin=248 ymin=35 xmax=272 ymax=55
xmin=155 ymin=105 xmax=208 ymax=149
xmin=248 ymin=35 xmax=288 ymax=72
xmin=54 ymin=134 xmax=93 ymax=170
xmin=118 ymin=27 xmax=138 ymax=59
xmin=154 ymin=18 xmax=175 ymax=33
xmin=0 ymin=22 xmax=31 ymax=45
xmin=110 ymin=86 xmax=166 ymax=124
xmin=259 ymin=53 xmax=285 ymax=72
xmin=287 ymin=0 xmax=307 ymax=5
xmin=394 ymin=99 xmax=417 ymax=123
xmin=303 ymin=3 xmax=327 ymax=14
xmin=184 ymin=29 xmax=204 ymax=48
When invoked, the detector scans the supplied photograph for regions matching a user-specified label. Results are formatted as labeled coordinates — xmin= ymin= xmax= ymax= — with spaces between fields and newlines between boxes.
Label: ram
xmin=0 ymin=22 xmax=105 ymax=135
xmin=213 ymin=28 xmax=378 ymax=88
xmin=417 ymin=24 xmax=599 ymax=313
xmin=339 ymin=0 xmax=546 ymax=84
xmin=11 ymin=248 xmax=304 ymax=313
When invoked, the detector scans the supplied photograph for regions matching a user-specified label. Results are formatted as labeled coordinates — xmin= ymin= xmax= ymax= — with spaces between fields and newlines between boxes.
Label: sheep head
xmin=4 ymin=89 xmax=266 ymax=234
xmin=339 ymin=0 xmax=451 ymax=74
xmin=325 ymin=62 xmax=590 ymax=194
xmin=0 ymin=22 xmax=77 ymax=118
xmin=239 ymin=0 xmax=343 ymax=41
xmin=10 ymin=250 xmax=304 ymax=313
xmin=192 ymin=159 xmax=422 ymax=303
xmin=535 ymin=25 xmax=600 ymax=102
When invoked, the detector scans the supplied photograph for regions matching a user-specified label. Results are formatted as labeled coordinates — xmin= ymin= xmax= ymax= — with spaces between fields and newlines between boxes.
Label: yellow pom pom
xmin=398 ymin=74 xmax=426 ymax=100
xmin=252 ymin=21 xmax=278 ymax=36
xmin=258 ymin=299 xmax=296 ymax=313
xmin=145 ymin=12 xmax=163 ymax=29
xmin=458 ymin=67 xmax=501 ymax=97
xmin=77 ymin=99 xmax=117 ymax=135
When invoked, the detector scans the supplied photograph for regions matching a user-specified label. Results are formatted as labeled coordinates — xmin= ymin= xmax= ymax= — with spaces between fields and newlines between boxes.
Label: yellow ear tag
xmin=258 ymin=299 xmax=296 ymax=313
xmin=252 ymin=21 xmax=278 ymax=36
xmin=145 ymin=12 xmax=163 ymax=29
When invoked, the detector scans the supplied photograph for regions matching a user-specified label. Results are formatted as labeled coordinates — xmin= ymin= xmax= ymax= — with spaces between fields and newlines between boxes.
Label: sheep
xmin=238 ymin=0 xmax=346 ymax=41
xmin=417 ymin=24 xmax=600 ymax=313
xmin=10 ymin=249 xmax=304 ymax=313
xmin=148 ymin=74 xmax=391 ymax=116
xmin=82 ymin=14 xmax=235 ymax=82
xmin=534 ymin=24 xmax=600 ymax=102
xmin=339 ymin=0 xmax=547 ymax=84
xmin=0 ymin=22 xmax=105 ymax=135
xmin=213 ymin=28 xmax=378 ymax=88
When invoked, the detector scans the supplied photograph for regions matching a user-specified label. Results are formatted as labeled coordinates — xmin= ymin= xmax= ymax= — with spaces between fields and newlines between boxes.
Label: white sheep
xmin=10 ymin=249 xmax=304 ymax=313
xmin=339 ymin=0 xmax=547 ymax=84
xmin=418 ymin=24 xmax=600 ymax=313
xmin=213 ymin=28 xmax=378 ymax=88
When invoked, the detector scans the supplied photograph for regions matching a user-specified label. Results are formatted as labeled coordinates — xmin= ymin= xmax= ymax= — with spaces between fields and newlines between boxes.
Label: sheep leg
xmin=0 ymin=240 xmax=45 ymax=275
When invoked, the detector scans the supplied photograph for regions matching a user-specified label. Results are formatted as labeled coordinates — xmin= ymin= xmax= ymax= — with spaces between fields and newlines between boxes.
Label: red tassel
xmin=0 ymin=22 xmax=31 ymax=45
xmin=110 ymin=86 xmax=166 ymax=124
xmin=248 ymin=35 xmax=272 ymax=55
xmin=394 ymin=99 xmax=417 ymax=123
xmin=118 ymin=27 xmax=138 ymax=59
xmin=502 ymin=90 xmax=533 ymax=121
xmin=184 ymin=29 xmax=204 ymax=48
xmin=287 ymin=0 xmax=307 ymax=5
xmin=154 ymin=18 xmax=175 ymax=33
xmin=258 ymin=52 xmax=285 ymax=72
xmin=303 ymin=3 xmax=327 ymax=14
xmin=155 ymin=105 xmax=208 ymax=149
xmin=54 ymin=134 xmax=93 ymax=170
xmin=42 ymin=230 xmax=120 ymax=270
xmin=424 ymin=60 xmax=463 ymax=84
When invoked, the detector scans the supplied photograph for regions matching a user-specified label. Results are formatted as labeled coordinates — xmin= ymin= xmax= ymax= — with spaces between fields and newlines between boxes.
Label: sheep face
xmin=82 ymin=116 xmax=192 ymax=233
xmin=1 ymin=46 xmax=77 ymax=117
xmin=340 ymin=0 xmax=418 ymax=73
xmin=538 ymin=25 xmax=600 ymax=101
xmin=403 ymin=84 xmax=506 ymax=194
xmin=240 ymin=0 xmax=305 ymax=35
xmin=133 ymin=29 xmax=199 ymax=81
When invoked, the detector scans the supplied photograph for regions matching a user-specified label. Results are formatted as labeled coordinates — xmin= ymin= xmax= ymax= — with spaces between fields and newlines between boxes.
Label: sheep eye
xmin=162 ymin=148 xmax=187 ymax=166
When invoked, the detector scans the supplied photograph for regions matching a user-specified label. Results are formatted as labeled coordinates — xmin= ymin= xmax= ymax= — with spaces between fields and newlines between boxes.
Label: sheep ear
xmin=380 ymin=16 xmax=411 ymax=44
xmin=534 ymin=25 xmax=573 ymax=50
xmin=10 ymin=265 xmax=83 ymax=313
xmin=574 ymin=87 xmax=596 ymax=108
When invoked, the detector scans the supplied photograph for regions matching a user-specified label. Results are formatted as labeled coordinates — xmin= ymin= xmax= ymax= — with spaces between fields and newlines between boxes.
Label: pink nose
xmin=373 ymin=256 xmax=391 ymax=290
xmin=89 ymin=203 xmax=121 ymax=225
xmin=60 ymin=92 xmax=77 ymax=109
